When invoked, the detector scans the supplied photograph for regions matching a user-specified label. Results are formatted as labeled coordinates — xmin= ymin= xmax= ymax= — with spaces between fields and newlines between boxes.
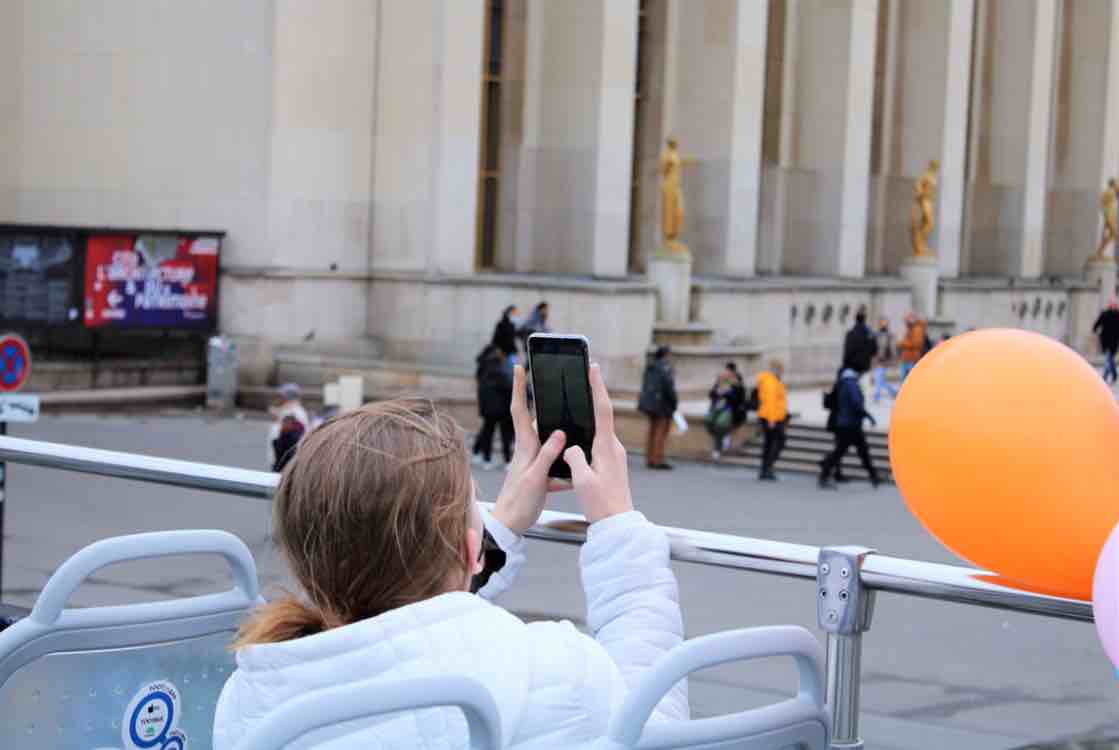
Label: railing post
xmin=817 ymin=545 xmax=876 ymax=750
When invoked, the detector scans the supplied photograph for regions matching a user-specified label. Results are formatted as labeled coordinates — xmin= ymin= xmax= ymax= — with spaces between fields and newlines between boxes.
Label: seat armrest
xmin=608 ymin=625 xmax=825 ymax=746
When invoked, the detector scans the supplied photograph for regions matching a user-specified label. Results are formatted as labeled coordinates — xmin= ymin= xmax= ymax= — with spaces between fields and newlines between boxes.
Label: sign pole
xmin=0 ymin=420 xmax=5 ymax=596
xmin=0 ymin=331 xmax=35 ymax=600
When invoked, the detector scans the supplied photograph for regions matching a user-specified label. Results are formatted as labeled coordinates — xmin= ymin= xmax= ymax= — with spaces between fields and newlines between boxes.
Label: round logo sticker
xmin=122 ymin=680 xmax=181 ymax=750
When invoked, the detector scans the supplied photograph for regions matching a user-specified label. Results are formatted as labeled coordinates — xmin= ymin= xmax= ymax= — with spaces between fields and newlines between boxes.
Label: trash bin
xmin=206 ymin=336 xmax=239 ymax=410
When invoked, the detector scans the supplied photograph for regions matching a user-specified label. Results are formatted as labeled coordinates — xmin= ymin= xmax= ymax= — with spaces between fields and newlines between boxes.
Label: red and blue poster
xmin=84 ymin=234 xmax=220 ymax=329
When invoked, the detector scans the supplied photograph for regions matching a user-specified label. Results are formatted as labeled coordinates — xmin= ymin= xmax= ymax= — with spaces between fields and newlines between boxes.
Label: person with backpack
xmin=818 ymin=357 xmax=880 ymax=489
xmin=638 ymin=346 xmax=678 ymax=470
xmin=820 ymin=368 xmax=849 ymax=483
xmin=872 ymin=317 xmax=898 ymax=402
xmin=472 ymin=344 xmax=514 ymax=469
xmin=705 ymin=363 xmax=744 ymax=461
xmin=755 ymin=359 xmax=788 ymax=481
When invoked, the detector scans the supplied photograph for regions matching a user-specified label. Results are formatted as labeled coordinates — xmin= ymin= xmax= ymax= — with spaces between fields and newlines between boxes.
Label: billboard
xmin=0 ymin=230 xmax=81 ymax=326
xmin=84 ymin=234 xmax=220 ymax=329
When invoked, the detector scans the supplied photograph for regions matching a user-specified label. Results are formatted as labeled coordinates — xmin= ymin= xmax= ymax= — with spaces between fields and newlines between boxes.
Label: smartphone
xmin=527 ymin=334 xmax=595 ymax=479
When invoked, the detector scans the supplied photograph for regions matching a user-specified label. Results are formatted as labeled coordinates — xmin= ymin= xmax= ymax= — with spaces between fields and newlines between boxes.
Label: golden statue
xmin=910 ymin=160 xmax=939 ymax=257
xmin=1094 ymin=178 xmax=1119 ymax=260
xmin=660 ymin=137 xmax=688 ymax=255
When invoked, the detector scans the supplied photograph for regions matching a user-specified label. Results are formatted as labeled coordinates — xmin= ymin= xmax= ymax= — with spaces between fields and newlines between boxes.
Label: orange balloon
xmin=889 ymin=328 xmax=1119 ymax=600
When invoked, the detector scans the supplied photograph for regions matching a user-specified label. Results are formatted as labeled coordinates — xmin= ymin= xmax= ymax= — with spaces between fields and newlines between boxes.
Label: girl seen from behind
xmin=213 ymin=364 xmax=687 ymax=749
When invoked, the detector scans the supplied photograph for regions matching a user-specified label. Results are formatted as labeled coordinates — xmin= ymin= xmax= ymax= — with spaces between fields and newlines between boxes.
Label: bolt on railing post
xmin=817 ymin=546 xmax=876 ymax=750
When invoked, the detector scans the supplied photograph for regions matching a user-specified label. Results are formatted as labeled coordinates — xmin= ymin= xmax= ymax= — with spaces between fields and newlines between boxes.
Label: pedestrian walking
xmin=472 ymin=344 xmax=514 ymax=470
xmin=818 ymin=358 xmax=880 ymax=489
xmin=1094 ymin=298 xmax=1119 ymax=384
xmin=518 ymin=301 xmax=551 ymax=347
xmin=821 ymin=368 xmax=849 ymax=483
xmin=638 ymin=345 xmax=678 ymax=470
xmin=898 ymin=313 xmax=928 ymax=382
xmin=872 ymin=318 xmax=898 ymax=402
xmin=755 ymin=359 xmax=789 ymax=481
xmin=705 ymin=363 xmax=744 ymax=461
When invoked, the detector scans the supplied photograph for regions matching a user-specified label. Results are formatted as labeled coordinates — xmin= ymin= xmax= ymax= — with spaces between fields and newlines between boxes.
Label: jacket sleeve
xmin=477 ymin=506 xmax=527 ymax=601
xmin=846 ymin=379 xmax=871 ymax=422
xmin=1095 ymin=313 xmax=1105 ymax=334
xmin=580 ymin=511 xmax=688 ymax=721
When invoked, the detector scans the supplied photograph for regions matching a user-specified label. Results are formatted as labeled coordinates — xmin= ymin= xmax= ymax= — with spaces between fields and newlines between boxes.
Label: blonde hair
xmin=233 ymin=398 xmax=474 ymax=648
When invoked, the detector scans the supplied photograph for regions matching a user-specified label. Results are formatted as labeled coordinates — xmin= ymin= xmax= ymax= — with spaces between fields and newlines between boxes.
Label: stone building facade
xmin=1 ymin=0 xmax=1116 ymax=394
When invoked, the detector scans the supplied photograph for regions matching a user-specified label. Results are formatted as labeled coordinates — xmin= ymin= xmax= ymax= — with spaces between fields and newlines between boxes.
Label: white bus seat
xmin=0 ymin=530 xmax=262 ymax=750
xmin=604 ymin=626 xmax=829 ymax=750
xmin=232 ymin=674 xmax=503 ymax=750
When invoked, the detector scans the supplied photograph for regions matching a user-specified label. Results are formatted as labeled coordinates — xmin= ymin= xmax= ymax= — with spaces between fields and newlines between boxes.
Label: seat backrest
xmin=0 ymin=530 xmax=262 ymax=750
xmin=605 ymin=626 xmax=829 ymax=750
xmin=233 ymin=674 xmax=503 ymax=750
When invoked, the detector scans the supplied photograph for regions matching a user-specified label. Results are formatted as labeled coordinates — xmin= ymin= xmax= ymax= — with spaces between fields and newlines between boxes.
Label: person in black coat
xmin=1093 ymin=299 xmax=1119 ymax=384
xmin=819 ymin=357 xmax=880 ymax=489
xmin=842 ymin=307 xmax=879 ymax=375
xmin=638 ymin=346 xmax=678 ymax=470
xmin=821 ymin=367 xmax=849 ymax=483
xmin=492 ymin=305 xmax=521 ymax=359
xmin=472 ymin=344 xmax=514 ymax=468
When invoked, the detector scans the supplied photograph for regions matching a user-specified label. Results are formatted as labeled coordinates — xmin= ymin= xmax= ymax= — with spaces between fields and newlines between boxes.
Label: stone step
xmin=782 ymin=429 xmax=890 ymax=447
xmin=721 ymin=454 xmax=894 ymax=484
xmin=734 ymin=445 xmax=894 ymax=476
xmin=739 ymin=440 xmax=891 ymax=462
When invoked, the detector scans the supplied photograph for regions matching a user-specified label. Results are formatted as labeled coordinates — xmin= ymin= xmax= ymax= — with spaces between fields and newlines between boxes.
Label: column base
xmin=898 ymin=255 xmax=940 ymax=318
xmin=1084 ymin=256 xmax=1117 ymax=308
xmin=648 ymin=249 xmax=693 ymax=325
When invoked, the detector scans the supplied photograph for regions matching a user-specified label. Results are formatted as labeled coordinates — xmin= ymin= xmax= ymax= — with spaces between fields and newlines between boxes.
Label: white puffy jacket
xmin=213 ymin=509 xmax=687 ymax=749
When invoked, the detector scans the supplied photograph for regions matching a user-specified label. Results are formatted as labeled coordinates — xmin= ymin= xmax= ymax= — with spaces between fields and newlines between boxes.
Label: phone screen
xmin=528 ymin=335 xmax=595 ymax=479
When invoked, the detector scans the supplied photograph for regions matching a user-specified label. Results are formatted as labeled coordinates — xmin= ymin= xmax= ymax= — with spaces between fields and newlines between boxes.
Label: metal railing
xmin=0 ymin=435 xmax=1095 ymax=750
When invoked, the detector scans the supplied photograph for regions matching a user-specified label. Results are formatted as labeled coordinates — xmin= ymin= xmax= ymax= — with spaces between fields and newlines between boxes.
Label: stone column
xmin=515 ymin=0 xmax=638 ymax=278
xmin=768 ymin=0 xmax=801 ymax=275
xmin=1097 ymin=1 xmax=1119 ymax=254
xmin=836 ymin=0 xmax=880 ymax=278
xmin=937 ymin=0 xmax=975 ymax=279
xmin=1083 ymin=1 xmax=1119 ymax=308
xmin=662 ymin=0 xmax=767 ymax=278
xmin=370 ymin=0 xmax=485 ymax=276
xmin=725 ymin=0 xmax=769 ymax=278
xmin=430 ymin=0 xmax=486 ymax=274
xmin=1019 ymin=0 xmax=1059 ymax=279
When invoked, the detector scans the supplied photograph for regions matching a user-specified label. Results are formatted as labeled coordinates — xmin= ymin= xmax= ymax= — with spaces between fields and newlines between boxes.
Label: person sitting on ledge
xmin=213 ymin=365 xmax=688 ymax=749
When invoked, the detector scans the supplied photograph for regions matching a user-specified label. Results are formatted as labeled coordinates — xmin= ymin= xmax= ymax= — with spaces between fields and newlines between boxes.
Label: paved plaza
xmin=2 ymin=412 xmax=1117 ymax=749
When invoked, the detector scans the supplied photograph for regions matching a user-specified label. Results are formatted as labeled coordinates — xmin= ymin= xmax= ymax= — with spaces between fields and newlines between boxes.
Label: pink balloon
xmin=1092 ymin=522 xmax=1119 ymax=668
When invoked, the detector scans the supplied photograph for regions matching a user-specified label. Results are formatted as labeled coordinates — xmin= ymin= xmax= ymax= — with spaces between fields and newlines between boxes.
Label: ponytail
xmin=232 ymin=596 xmax=344 ymax=650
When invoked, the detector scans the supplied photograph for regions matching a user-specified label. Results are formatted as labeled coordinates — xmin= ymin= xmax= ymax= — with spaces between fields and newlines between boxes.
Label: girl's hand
xmin=492 ymin=366 xmax=569 ymax=534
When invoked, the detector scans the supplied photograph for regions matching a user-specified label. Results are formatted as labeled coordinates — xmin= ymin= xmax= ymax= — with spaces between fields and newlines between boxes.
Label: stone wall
xmin=938 ymin=278 xmax=1095 ymax=348
xmin=368 ymin=272 xmax=657 ymax=389
xmin=691 ymin=278 xmax=912 ymax=382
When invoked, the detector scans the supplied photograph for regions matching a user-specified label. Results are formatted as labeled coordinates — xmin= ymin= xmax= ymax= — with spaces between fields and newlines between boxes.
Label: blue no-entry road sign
xmin=0 ymin=334 xmax=31 ymax=393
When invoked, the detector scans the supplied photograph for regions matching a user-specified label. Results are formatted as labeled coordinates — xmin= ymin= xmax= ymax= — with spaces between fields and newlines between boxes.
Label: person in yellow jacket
xmin=755 ymin=359 xmax=788 ymax=481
